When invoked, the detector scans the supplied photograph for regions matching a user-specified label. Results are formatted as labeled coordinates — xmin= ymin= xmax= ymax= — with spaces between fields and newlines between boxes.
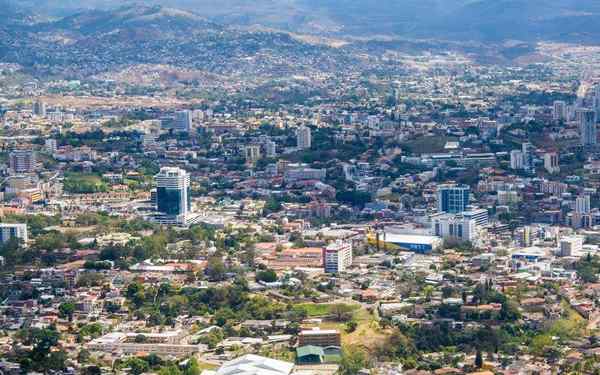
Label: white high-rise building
xmin=462 ymin=208 xmax=489 ymax=227
xmin=498 ymin=190 xmax=520 ymax=205
xmin=142 ymin=133 xmax=158 ymax=149
xmin=566 ymin=105 xmax=576 ymax=121
xmin=9 ymin=150 xmax=37 ymax=173
xmin=45 ymin=139 xmax=57 ymax=153
xmin=265 ymin=140 xmax=277 ymax=158
xmin=33 ymin=100 xmax=46 ymax=117
xmin=154 ymin=167 xmax=191 ymax=225
xmin=559 ymin=236 xmax=584 ymax=257
xmin=544 ymin=152 xmax=560 ymax=174
xmin=575 ymin=195 xmax=591 ymax=214
xmin=553 ymin=100 xmax=566 ymax=122
xmin=174 ymin=110 xmax=192 ymax=133
xmin=244 ymin=145 xmax=261 ymax=163
xmin=296 ymin=126 xmax=311 ymax=150
xmin=266 ymin=141 xmax=277 ymax=157
xmin=432 ymin=213 xmax=478 ymax=243
xmin=510 ymin=150 xmax=524 ymax=170
xmin=0 ymin=223 xmax=28 ymax=244
xmin=193 ymin=110 xmax=205 ymax=121
xmin=324 ymin=241 xmax=353 ymax=274
xmin=577 ymin=108 xmax=597 ymax=146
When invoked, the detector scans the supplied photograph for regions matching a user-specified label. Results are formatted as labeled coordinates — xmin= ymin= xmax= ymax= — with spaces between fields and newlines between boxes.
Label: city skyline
xmin=2 ymin=1 xmax=600 ymax=375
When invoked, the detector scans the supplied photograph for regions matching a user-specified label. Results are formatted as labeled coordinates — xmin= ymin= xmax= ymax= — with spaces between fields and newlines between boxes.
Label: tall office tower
xmin=33 ymin=100 xmax=46 ymax=117
xmin=594 ymin=85 xmax=600 ymax=101
xmin=553 ymin=100 xmax=566 ymax=121
xmin=510 ymin=150 xmax=524 ymax=170
xmin=576 ymin=195 xmax=591 ymax=214
xmin=45 ymin=139 xmax=57 ymax=153
xmin=437 ymin=184 xmax=470 ymax=214
xmin=9 ymin=150 xmax=37 ymax=173
xmin=517 ymin=226 xmax=533 ymax=247
xmin=324 ymin=241 xmax=353 ymax=274
xmin=142 ymin=133 xmax=158 ymax=150
xmin=244 ymin=145 xmax=261 ymax=163
xmin=573 ymin=195 xmax=592 ymax=229
xmin=522 ymin=142 xmax=534 ymax=170
xmin=567 ymin=105 xmax=576 ymax=121
xmin=296 ymin=126 xmax=312 ymax=150
xmin=193 ymin=109 xmax=205 ymax=121
xmin=174 ymin=110 xmax=192 ymax=133
xmin=544 ymin=152 xmax=560 ymax=174
xmin=593 ymin=91 xmax=600 ymax=112
xmin=577 ymin=108 xmax=597 ymax=146
xmin=265 ymin=140 xmax=277 ymax=158
xmin=154 ymin=167 xmax=191 ymax=224
xmin=312 ymin=113 xmax=321 ymax=126
xmin=0 ymin=223 xmax=28 ymax=244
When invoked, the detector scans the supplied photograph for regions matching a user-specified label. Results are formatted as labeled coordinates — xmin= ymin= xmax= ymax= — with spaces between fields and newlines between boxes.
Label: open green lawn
xmin=401 ymin=136 xmax=457 ymax=155
xmin=294 ymin=303 xmax=360 ymax=317
xmin=197 ymin=361 xmax=218 ymax=371
xmin=63 ymin=173 xmax=108 ymax=194
xmin=315 ymin=307 xmax=392 ymax=351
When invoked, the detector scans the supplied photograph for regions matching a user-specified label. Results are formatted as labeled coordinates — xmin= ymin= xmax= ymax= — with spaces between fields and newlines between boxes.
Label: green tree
xmin=423 ymin=285 xmax=434 ymax=302
xmin=0 ymin=237 xmax=22 ymax=266
xmin=346 ymin=319 xmax=358 ymax=333
xmin=475 ymin=349 xmax=483 ymax=368
xmin=58 ymin=301 xmax=76 ymax=321
xmin=213 ymin=307 xmax=236 ymax=326
xmin=77 ymin=349 xmax=91 ymax=364
xmin=530 ymin=334 xmax=553 ymax=357
xmin=46 ymin=351 xmax=68 ymax=372
xmin=335 ymin=190 xmax=372 ymax=208
xmin=83 ymin=366 xmax=102 ymax=375
xmin=206 ymin=256 xmax=227 ymax=281
xmin=134 ymin=334 xmax=148 ymax=343
xmin=264 ymin=198 xmax=282 ymax=213
xmin=124 ymin=358 xmax=149 ymax=375
xmin=576 ymin=255 xmax=600 ymax=283
xmin=339 ymin=346 xmax=369 ymax=375
xmin=184 ymin=358 xmax=201 ymax=375
xmin=32 ymin=232 xmax=67 ymax=252
xmin=256 ymin=269 xmax=278 ymax=283
xmin=105 ymin=301 xmax=121 ymax=313
xmin=78 ymin=323 xmax=104 ymax=342
xmin=17 ymin=327 xmax=66 ymax=372
xmin=331 ymin=304 xmax=355 ymax=322
xmin=159 ymin=364 xmax=182 ymax=375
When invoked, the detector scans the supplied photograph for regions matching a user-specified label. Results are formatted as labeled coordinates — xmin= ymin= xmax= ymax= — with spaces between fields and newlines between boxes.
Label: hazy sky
xmin=7 ymin=0 xmax=600 ymax=42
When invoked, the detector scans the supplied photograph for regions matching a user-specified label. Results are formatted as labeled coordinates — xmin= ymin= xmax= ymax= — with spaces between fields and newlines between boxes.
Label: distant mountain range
xmin=1 ymin=1 xmax=600 ymax=79
xmin=0 ymin=4 xmax=359 ymax=79
xmin=438 ymin=0 xmax=600 ymax=43
xmin=7 ymin=0 xmax=600 ymax=43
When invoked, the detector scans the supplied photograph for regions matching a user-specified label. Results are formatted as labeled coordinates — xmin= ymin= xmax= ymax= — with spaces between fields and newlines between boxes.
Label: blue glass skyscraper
xmin=155 ymin=167 xmax=191 ymax=224
xmin=437 ymin=184 xmax=470 ymax=213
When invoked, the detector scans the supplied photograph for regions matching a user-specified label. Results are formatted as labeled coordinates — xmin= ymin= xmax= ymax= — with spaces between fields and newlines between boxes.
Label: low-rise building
xmin=87 ymin=331 xmax=201 ymax=357
xmin=298 ymin=328 xmax=341 ymax=347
